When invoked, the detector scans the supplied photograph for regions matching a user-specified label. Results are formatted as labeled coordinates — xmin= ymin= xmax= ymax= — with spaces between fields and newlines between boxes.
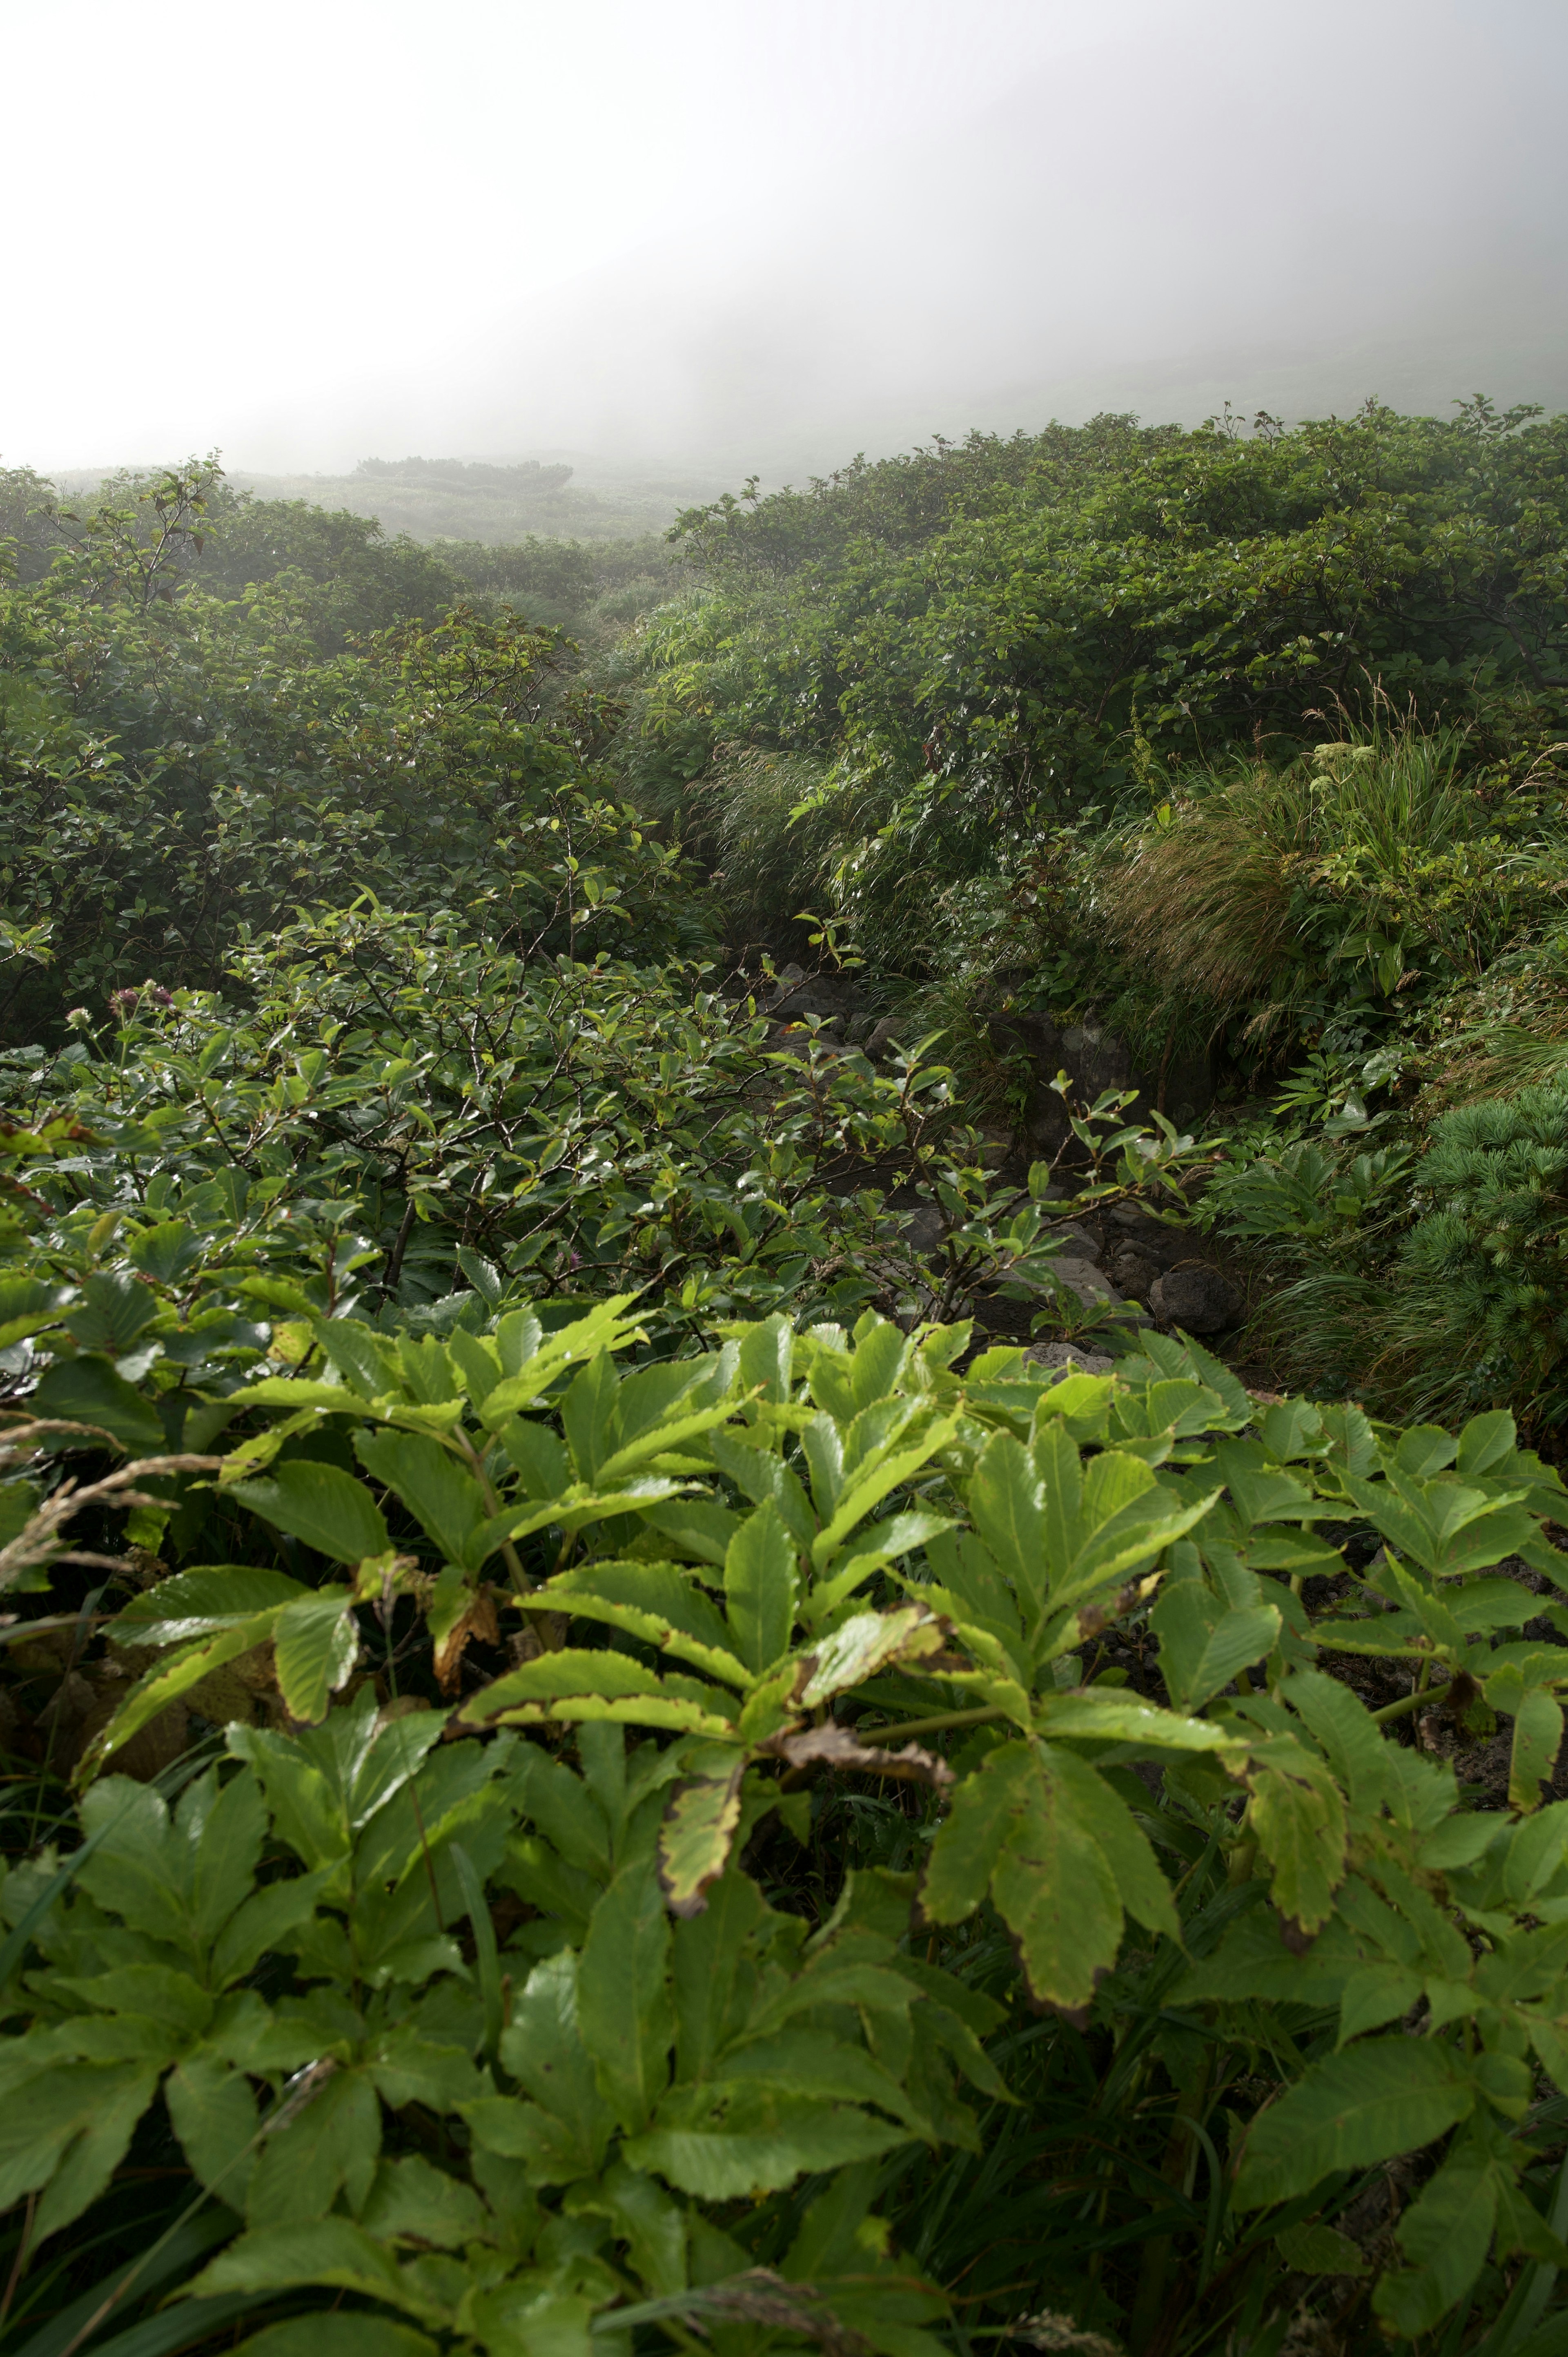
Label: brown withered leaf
xmin=433 ymin=1585 xmax=501 ymax=1697
xmin=760 ymin=1721 xmax=954 ymax=1789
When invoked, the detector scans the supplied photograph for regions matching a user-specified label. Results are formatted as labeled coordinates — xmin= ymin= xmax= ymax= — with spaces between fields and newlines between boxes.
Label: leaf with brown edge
xmin=759 ymin=1722 xmax=955 ymax=1789
xmin=794 ymin=1604 xmax=950 ymax=1707
xmin=658 ymin=1761 xmax=748 ymax=1919
xmin=430 ymin=1577 xmax=501 ymax=1697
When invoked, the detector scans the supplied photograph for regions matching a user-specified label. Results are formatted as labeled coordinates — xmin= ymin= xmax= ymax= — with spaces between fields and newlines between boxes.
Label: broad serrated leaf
xmin=659 ymin=1764 xmax=747 ymax=1918
xmin=273 ymin=1592 xmax=359 ymax=1725
xmin=31 ymin=1354 xmax=164 ymax=1454
xmin=1150 ymin=1581 xmax=1281 ymax=1713
xmin=578 ymin=1856 xmax=673 ymax=2132
xmin=1512 ymin=1687 xmax=1565 ymax=1812
xmin=354 ymin=1427 xmax=489 ymax=1569
xmin=724 ymin=1500 xmax=798 ymax=1674
xmin=1233 ymin=2040 xmax=1474 ymax=2209
xmin=624 ymin=2102 xmax=907 ymax=2200
xmin=228 ymin=1462 xmax=390 ymax=1566
xmin=1247 ymin=1758 xmax=1348 ymax=1936
xmin=113 ymin=1565 xmax=310 ymax=1644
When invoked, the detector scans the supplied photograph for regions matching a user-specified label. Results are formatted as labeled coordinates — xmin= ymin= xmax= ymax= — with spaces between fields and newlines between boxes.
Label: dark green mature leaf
xmin=65 ymin=1271 xmax=159 ymax=1354
xmin=1151 ymin=1576 xmax=1281 ymax=1713
xmin=1512 ymin=1687 xmax=1566 ymax=1811
xmin=0 ymin=1274 xmax=74 ymax=1349
xmin=235 ymin=2321 xmax=439 ymax=2357
xmin=114 ymin=1565 xmax=310 ymax=1643
xmin=1233 ymin=2040 xmax=1475 ymax=2209
xmin=1248 ymin=1758 xmax=1348 ymax=1935
xmin=465 ymin=1950 xmax=613 ymax=2185
xmin=273 ymin=1592 xmax=359 ymax=1724
xmin=723 ymin=1500 xmax=797 ymax=1672
xmin=31 ymin=1354 xmax=164 ymax=1453
xmin=0 ymin=2060 xmax=160 ymax=2242
xmin=922 ymin=1739 xmax=1129 ymax=2014
xmin=1374 ymin=2148 xmax=1501 ymax=2336
xmin=354 ymin=1427 xmax=489 ymax=1568
xmin=192 ymin=2218 xmax=426 ymax=2315
xmin=229 ymin=1462 xmax=391 ymax=1564
xmin=579 ymin=1856 xmax=674 ymax=2131
xmin=625 ymin=2098 xmax=908 ymax=2200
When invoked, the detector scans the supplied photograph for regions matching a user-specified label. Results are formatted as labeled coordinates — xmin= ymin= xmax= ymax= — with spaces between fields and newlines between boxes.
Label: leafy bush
xmin=7 ymin=1289 xmax=1568 ymax=2348
xmin=13 ymin=425 xmax=1568 ymax=2357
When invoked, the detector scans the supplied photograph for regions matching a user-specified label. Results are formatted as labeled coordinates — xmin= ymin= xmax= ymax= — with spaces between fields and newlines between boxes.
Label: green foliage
xmin=639 ymin=402 xmax=1568 ymax=972
xmin=7 ymin=1280 xmax=1568 ymax=2346
xmin=12 ymin=417 xmax=1568 ymax=2355
xmin=1097 ymin=724 xmax=1565 ymax=1050
xmin=1229 ymin=1086 xmax=1568 ymax=1428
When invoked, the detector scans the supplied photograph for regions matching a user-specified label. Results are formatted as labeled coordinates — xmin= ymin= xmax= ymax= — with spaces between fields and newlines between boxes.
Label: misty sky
xmin=6 ymin=0 xmax=1566 ymax=481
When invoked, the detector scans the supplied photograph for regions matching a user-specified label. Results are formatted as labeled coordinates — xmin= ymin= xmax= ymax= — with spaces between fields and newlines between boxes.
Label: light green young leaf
xmin=796 ymin=1606 xmax=947 ymax=1706
xmin=810 ymin=1418 xmax=960 ymax=1570
xmin=459 ymin=1650 xmax=737 ymax=1739
xmin=659 ymin=1765 xmax=747 ymax=1920
xmin=535 ymin=1562 xmax=750 ymax=1687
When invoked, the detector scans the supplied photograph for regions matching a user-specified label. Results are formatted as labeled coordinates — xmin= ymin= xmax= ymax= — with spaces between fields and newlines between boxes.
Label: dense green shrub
xmin=11 ymin=427 xmax=1568 ymax=2357
xmin=7 ymin=1275 xmax=1568 ymax=2350
xmin=634 ymin=401 xmax=1568 ymax=974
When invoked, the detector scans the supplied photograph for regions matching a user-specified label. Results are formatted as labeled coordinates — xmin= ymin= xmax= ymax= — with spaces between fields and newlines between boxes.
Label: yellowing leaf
xmin=796 ymin=1606 xmax=947 ymax=1706
xmin=658 ymin=1764 xmax=747 ymax=1918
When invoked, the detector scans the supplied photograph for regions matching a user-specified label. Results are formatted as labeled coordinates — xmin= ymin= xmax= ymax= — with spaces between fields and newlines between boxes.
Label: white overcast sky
xmin=4 ymin=0 xmax=1565 ymax=478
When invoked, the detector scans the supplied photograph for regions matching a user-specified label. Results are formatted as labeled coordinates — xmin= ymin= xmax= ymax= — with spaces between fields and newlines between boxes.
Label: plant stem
xmin=857 ymin=1704 xmax=1007 ymax=1742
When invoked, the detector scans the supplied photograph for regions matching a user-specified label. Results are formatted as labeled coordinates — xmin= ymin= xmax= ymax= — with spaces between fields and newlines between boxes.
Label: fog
xmin=6 ymin=0 xmax=1566 ymax=486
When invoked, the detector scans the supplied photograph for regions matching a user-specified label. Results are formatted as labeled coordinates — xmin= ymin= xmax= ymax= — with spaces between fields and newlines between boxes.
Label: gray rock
xmin=1109 ymin=1247 xmax=1161 ymax=1300
xmin=764 ymin=967 xmax=864 ymax=1022
xmin=1149 ymin=1264 xmax=1244 ymax=1333
xmin=989 ymin=1009 xmax=1214 ymax=1157
xmin=1044 ymin=1221 xmax=1103 ymax=1264
xmin=864 ymin=1016 xmax=904 ymax=1063
xmin=1029 ymin=1341 xmax=1117 ymax=1378
xmin=902 ymin=1206 xmax=947 ymax=1259
xmin=1046 ymin=1255 xmax=1118 ymax=1310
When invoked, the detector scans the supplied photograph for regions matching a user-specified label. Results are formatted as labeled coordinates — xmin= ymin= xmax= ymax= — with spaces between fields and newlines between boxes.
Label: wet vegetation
xmin=4 ymin=406 xmax=1568 ymax=2357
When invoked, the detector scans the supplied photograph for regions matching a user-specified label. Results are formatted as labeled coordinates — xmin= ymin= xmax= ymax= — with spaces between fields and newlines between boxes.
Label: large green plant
xmin=9 ymin=1283 xmax=1568 ymax=2348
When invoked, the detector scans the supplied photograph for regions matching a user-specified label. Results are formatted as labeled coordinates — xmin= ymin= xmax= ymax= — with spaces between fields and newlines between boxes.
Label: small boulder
xmin=1109 ymin=1247 xmax=1161 ymax=1300
xmin=1149 ymin=1264 xmax=1244 ymax=1333
xmin=1045 ymin=1221 xmax=1104 ymax=1265
xmin=1028 ymin=1341 xmax=1117 ymax=1378
xmin=902 ymin=1206 xmax=947 ymax=1260
xmin=1047 ymin=1255 xmax=1118 ymax=1309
